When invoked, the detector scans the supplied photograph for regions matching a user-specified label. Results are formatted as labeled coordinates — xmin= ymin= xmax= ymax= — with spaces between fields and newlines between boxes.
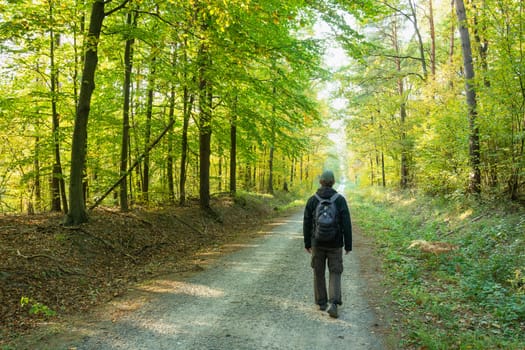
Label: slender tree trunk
xmin=49 ymin=1 xmax=68 ymax=213
xmin=142 ymin=56 xmax=156 ymax=203
xmin=369 ymin=155 xmax=374 ymax=186
xmin=64 ymin=0 xmax=106 ymax=225
xmin=167 ymin=72 xmax=176 ymax=204
xmin=229 ymin=97 xmax=237 ymax=195
xmin=50 ymin=19 xmax=60 ymax=212
xmin=179 ymin=85 xmax=192 ymax=206
xmin=472 ymin=0 xmax=490 ymax=88
xmin=290 ymin=157 xmax=295 ymax=186
xmin=456 ymin=0 xmax=481 ymax=194
xmin=399 ymin=100 xmax=409 ymax=188
xmin=429 ymin=0 xmax=436 ymax=76
xmin=198 ymin=38 xmax=212 ymax=210
xmin=448 ymin=0 xmax=456 ymax=88
xmin=379 ymin=124 xmax=386 ymax=187
xmin=119 ymin=10 xmax=134 ymax=212
xmin=268 ymin=144 xmax=274 ymax=194
xmin=391 ymin=20 xmax=410 ymax=188
xmin=408 ymin=0 xmax=428 ymax=78
xmin=131 ymin=66 xmax=143 ymax=199
xmin=268 ymin=86 xmax=276 ymax=194
xmin=34 ymin=136 xmax=41 ymax=211
xmin=300 ymin=157 xmax=303 ymax=182
xmin=381 ymin=151 xmax=386 ymax=187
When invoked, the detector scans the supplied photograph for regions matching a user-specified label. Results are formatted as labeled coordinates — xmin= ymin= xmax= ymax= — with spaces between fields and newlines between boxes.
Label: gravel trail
xmin=72 ymin=210 xmax=385 ymax=350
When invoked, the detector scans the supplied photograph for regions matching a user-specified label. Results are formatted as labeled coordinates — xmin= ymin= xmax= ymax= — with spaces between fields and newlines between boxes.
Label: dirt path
xmin=22 ymin=210 xmax=389 ymax=350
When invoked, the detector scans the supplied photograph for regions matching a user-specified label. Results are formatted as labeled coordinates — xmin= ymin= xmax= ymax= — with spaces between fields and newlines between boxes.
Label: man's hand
xmin=305 ymin=248 xmax=312 ymax=254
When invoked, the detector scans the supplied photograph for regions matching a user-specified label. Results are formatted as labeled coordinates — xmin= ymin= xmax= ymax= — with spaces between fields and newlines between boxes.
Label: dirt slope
xmin=1 ymin=197 xmax=271 ymax=343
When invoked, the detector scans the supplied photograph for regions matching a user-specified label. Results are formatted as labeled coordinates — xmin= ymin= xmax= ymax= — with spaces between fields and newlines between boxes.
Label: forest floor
xmin=0 ymin=194 xmax=395 ymax=349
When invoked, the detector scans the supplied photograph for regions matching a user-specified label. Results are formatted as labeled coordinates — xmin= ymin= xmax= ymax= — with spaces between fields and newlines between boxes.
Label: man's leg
xmin=311 ymin=247 xmax=328 ymax=308
xmin=327 ymin=247 xmax=343 ymax=305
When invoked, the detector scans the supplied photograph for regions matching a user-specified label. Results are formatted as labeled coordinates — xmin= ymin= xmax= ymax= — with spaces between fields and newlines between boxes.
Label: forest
xmin=1 ymin=0 xmax=524 ymax=219
xmin=1 ymin=0 xmax=525 ymax=348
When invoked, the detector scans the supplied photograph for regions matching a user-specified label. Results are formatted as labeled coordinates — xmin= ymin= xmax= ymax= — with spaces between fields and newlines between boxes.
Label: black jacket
xmin=303 ymin=186 xmax=352 ymax=251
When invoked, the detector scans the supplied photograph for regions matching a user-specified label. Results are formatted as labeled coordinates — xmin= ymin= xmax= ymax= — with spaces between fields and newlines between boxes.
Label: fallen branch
xmin=89 ymin=119 xmax=175 ymax=211
xmin=17 ymin=249 xmax=62 ymax=263
xmin=16 ymin=250 xmax=89 ymax=276
xmin=443 ymin=214 xmax=485 ymax=236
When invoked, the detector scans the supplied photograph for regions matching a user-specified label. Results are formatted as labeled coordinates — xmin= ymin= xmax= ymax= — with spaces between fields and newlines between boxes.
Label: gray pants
xmin=311 ymin=246 xmax=343 ymax=306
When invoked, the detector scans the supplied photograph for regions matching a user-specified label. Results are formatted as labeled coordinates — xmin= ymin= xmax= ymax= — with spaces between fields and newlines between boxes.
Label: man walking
xmin=303 ymin=170 xmax=352 ymax=318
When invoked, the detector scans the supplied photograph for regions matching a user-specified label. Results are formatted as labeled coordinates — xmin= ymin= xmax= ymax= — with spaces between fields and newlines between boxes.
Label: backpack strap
xmin=329 ymin=193 xmax=340 ymax=202
xmin=314 ymin=193 xmax=340 ymax=203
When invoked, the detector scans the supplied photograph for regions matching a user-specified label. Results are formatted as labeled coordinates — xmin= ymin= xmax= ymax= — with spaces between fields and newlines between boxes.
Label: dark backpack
xmin=313 ymin=193 xmax=340 ymax=242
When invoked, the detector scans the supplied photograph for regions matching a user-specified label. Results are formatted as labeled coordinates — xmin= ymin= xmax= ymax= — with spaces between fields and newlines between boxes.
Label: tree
xmin=64 ymin=0 xmax=129 ymax=225
xmin=119 ymin=9 xmax=136 ymax=212
xmin=455 ymin=0 xmax=481 ymax=194
xmin=48 ymin=0 xmax=68 ymax=213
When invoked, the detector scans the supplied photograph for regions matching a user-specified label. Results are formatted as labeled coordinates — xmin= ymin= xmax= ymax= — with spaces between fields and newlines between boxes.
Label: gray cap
xmin=320 ymin=170 xmax=335 ymax=183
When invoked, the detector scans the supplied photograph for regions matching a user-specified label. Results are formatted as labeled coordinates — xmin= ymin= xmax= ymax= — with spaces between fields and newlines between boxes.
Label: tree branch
xmin=104 ymin=0 xmax=131 ymax=17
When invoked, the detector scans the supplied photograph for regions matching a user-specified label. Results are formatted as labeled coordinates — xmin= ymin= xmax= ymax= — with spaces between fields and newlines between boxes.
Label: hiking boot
xmin=327 ymin=303 xmax=338 ymax=318
xmin=319 ymin=303 xmax=328 ymax=311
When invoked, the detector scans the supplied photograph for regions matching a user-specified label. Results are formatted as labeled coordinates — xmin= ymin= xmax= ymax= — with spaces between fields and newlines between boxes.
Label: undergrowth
xmin=349 ymin=186 xmax=525 ymax=349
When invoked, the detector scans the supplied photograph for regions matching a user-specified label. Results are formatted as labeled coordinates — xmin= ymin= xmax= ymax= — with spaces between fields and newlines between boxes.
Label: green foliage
xmin=337 ymin=0 xmax=525 ymax=198
xmin=350 ymin=186 xmax=525 ymax=349
xmin=0 ymin=0 xmax=341 ymax=213
xmin=20 ymin=296 xmax=56 ymax=318
xmin=232 ymin=189 xmax=305 ymax=213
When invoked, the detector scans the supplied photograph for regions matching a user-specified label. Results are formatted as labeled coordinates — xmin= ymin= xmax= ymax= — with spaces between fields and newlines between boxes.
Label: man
xmin=303 ymin=170 xmax=352 ymax=318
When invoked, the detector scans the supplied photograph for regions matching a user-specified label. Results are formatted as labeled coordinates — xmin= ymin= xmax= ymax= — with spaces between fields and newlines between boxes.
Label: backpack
xmin=313 ymin=193 xmax=340 ymax=242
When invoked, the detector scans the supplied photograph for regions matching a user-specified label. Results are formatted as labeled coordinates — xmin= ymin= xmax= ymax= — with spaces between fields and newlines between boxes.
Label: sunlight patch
xmin=400 ymin=198 xmax=416 ymax=206
xmin=138 ymin=280 xmax=224 ymax=298
xmin=267 ymin=221 xmax=288 ymax=226
xmin=459 ymin=209 xmax=473 ymax=220
xmin=222 ymin=243 xmax=259 ymax=249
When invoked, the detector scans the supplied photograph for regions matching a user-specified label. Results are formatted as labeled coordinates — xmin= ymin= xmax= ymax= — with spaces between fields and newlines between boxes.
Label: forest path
xmin=34 ymin=210 xmax=389 ymax=350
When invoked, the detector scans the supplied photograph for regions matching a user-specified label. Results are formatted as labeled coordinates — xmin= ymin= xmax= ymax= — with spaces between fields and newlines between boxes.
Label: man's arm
xmin=303 ymin=197 xmax=314 ymax=252
xmin=338 ymin=197 xmax=352 ymax=252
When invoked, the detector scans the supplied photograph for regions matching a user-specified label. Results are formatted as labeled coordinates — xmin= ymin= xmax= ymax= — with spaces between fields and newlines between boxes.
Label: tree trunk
xmin=199 ymin=69 xmax=212 ymax=209
xmin=381 ymin=151 xmax=386 ymax=187
xmin=472 ymin=1 xmax=490 ymax=88
xmin=429 ymin=0 xmax=436 ymax=76
xmin=119 ymin=10 xmax=134 ymax=212
xmin=392 ymin=20 xmax=410 ymax=188
xmin=268 ymin=85 xmax=277 ymax=194
xmin=408 ymin=0 xmax=428 ymax=78
xmin=456 ymin=0 xmax=481 ymax=194
xmin=64 ymin=0 xmax=105 ymax=226
xmin=34 ymin=136 xmax=41 ymax=211
xmin=268 ymin=144 xmax=274 ymax=194
xmin=142 ymin=56 xmax=156 ymax=203
xmin=167 ymin=72 xmax=176 ymax=204
xmin=369 ymin=155 xmax=374 ymax=186
xmin=49 ymin=2 xmax=67 ymax=213
xmin=179 ymin=85 xmax=192 ymax=206
xmin=229 ymin=97 xmax=237 ymax=195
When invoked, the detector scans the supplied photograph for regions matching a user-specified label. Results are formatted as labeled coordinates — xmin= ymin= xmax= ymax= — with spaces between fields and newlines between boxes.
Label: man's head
xmin=319 ymin=170 xmax=335 ymax=188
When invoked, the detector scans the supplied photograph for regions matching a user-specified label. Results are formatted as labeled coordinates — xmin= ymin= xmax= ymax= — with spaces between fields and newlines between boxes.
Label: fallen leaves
xmin=0 ymin=197 xmax=273 ymax=343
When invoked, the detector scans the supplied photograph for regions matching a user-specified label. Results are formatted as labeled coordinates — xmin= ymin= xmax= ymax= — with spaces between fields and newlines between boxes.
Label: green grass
xmin=349 ymin=187 xmax=525 ymax=349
